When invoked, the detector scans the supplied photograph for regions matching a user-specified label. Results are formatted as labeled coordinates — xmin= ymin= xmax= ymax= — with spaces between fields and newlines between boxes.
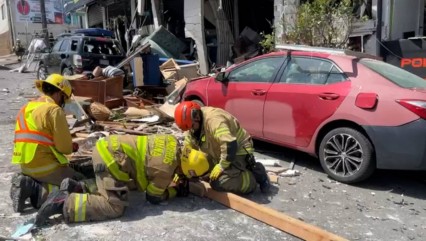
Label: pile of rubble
xmin=64 ymin=81 xmax=187 ymax=164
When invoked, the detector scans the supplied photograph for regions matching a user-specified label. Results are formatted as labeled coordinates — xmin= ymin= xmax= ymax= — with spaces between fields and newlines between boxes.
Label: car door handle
xmin=319 ymin=93 xmax=340 ymax=100
xmin=252 ymin=89 xmax=266 ymax=96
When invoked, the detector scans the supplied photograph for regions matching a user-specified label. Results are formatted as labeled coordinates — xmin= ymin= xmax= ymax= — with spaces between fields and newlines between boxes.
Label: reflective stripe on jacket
xmin=184 ymin=107 xmax=254 ymax=169
xmin=12 ymin=99 xmax=69 ymax=169
xmin=95 ymin=135 xmax=179 ymax=197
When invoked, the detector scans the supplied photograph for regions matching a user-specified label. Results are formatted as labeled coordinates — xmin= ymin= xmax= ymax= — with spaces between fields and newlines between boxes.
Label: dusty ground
xmin=0 ymin=65 xmax=425 ymax=241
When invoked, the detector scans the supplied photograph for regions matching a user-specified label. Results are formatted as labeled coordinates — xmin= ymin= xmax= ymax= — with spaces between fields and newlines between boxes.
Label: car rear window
xmin=360 ymin=59 xmax=426 ymax=88
xmin=82 ymin=40 xmax=122 ymax=55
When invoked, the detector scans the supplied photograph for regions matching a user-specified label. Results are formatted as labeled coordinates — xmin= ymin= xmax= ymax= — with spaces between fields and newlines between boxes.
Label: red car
xmin=183 ymin=48 xmax=426 ymax=183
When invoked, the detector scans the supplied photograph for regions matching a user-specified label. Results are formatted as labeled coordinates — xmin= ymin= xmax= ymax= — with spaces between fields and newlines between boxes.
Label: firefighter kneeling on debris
xmin=35 ymin=134 xmax=187 ymax=225
xmin=10 ymin=74 xmax=85 ymax=213
xmin=174 ymin=101 xmax=270 ymax=195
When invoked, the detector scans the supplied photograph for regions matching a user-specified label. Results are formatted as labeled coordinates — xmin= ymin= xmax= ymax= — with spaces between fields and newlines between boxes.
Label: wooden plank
xmin=96 ymin=121 xmax=141 ymax=129
xmin=191 ymin=181 xmax=348 ymax=241
xmin=108 ymin=127 xmax=150 ymax=135
xmin=70 ymin=126 xmax=87 ymax=135
xmin=266 ymin=166 xmax=288 ymax=174
xmin=75 ymin=133 xmax=90 ymax=138
xmin=268 ymin=174 xmax=279 ymax=184
xmin=132 ymin=56 xmax=144 ymax=87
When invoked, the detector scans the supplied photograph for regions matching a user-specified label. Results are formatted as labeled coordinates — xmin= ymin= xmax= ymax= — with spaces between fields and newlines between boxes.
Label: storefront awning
xmin=64 ymin=0 xmax=96 ymax=13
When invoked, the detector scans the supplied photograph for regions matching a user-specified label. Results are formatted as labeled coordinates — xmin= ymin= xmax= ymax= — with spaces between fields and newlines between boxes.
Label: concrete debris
xmin=279 ymin=170 xmax=301 ymax=177
xmin=130 ymin=115 xmax=161 ymax=123
xmin=256 ymin=159 xmax=281 ymax=167
xmin=87 ymin=132 xmax=109 ymax=138
xmin=134 ymin=124 xmax=149 ymax=131
xmin=265 ymin=166 xmax=288 ymax=174
xmin=123 ymin=107 xmax=153 ymax=118
xmin=0 ymin=65 xmax=11 ymax=70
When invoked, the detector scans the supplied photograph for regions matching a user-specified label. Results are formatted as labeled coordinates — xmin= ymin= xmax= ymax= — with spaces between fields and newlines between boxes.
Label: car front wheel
xmin=318 ymin=127 xmax=375 ymax=183
xmin=37 ymin=63 xmax=48 ymax=80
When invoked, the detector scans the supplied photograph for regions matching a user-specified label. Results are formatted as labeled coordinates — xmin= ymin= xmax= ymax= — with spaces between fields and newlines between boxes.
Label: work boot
xmin=35 ymin=190 xmax=68 ymax=226
xmin=60 ymin=178 xmax=86 ymax=193
xmin=30 ymin=190 xmax=42 ymax=209
xmin=251 ymin=162 xmax=271 ymax=193
xmin=10 ymin=173 xmax=39 ymax=212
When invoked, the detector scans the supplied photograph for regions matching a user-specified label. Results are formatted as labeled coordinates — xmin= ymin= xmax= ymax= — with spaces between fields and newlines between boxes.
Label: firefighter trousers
xmin=63 ymin=149 xmax=128 ymax=223
xmin=210 ymin=155 xmax=257 ymax=195
xmin=31 ymin=166 xmax=83 ymax=208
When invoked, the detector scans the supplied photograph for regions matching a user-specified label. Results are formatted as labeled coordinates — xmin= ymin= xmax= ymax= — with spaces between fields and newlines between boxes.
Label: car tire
xmin=318 ymin=127 xmax=375 ymax=184
xmin=37 ymin=63 xmax=48 ymax=80
xmin=191 ymin=99 xmax=205 ymax=107
xmin=62 ymin=67 xmax=73 ymax=76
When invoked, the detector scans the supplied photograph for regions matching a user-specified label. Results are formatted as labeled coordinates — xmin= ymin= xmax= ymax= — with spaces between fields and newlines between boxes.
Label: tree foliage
xmin=280 ymin=0 xmax=358 ymax=48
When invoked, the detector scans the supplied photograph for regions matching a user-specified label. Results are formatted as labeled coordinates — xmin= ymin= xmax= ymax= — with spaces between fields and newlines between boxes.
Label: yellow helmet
xmin=181 ymin=147 xmax=210 ymax=178
xmin=35 ymin=74 xmax=73 ymax=99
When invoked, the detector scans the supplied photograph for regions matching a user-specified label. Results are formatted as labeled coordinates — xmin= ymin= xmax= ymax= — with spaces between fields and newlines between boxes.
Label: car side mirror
xmin=215 ymin=72 xmax=228 ymax=82
xmin=60 ymin=53 xmax=68 ymax=59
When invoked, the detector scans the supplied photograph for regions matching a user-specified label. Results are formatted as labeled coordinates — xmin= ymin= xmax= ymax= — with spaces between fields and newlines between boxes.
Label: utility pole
xmin=39 ymin=0 xmax=49 ymax=45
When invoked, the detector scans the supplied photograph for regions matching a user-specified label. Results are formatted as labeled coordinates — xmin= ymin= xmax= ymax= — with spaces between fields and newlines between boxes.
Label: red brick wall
xmin=0 ymin=31 xmax=12 ymax=56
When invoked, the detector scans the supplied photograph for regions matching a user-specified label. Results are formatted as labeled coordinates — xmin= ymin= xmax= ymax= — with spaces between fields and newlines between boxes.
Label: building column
xmin=83 ymin=11 xmax=89 ymax=29
xmin=184 ymin=0 xmax=209 ymax=74
xmin=151 ymin=0 xmax=161 ymax=28
xmin=102 ymin=6 xmax=107 ymax=29
xmin=208 ymin=0 xmax=234 ymax=66
xmin=274 ymin=0 xmax=299 ymax=45
xmin=131 ymin=0 xmax=138 ymax=29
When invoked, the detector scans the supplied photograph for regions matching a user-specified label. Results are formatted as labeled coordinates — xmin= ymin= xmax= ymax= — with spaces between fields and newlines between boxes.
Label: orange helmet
xmin=174 ymin=101 xmax=201 ymax=131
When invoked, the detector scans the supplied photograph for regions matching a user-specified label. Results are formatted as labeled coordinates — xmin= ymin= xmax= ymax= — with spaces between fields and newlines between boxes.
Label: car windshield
xmin=82 ymin=40 xmax=122 ymax=55
xmin=360 ymin=59 xmax=426 ymax=88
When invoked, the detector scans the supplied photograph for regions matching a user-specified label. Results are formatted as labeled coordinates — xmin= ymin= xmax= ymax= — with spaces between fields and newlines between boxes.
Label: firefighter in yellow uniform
xmin=10 ymin=74 xmax=83 ymax=213
xmin=35 ymin=134 xmax=187 ymax=225
xmin=174 ymin=101 xmax=270 ymax=195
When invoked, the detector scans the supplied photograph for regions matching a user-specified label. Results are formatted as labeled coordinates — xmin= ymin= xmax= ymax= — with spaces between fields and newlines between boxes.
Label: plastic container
xmin=142 ymin=54 xmax=161 ymax=86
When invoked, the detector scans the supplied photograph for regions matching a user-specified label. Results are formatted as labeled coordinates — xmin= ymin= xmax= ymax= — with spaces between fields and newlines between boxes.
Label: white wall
xmin=0 ymin=0 xmax=9 ymax=34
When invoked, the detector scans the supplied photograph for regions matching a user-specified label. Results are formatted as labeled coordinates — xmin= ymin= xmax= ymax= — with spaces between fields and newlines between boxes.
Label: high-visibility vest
xmin=96 ymin=136 xmax=149 ymax=191
xmin=12 ymin=99 xmax=69 ymax=165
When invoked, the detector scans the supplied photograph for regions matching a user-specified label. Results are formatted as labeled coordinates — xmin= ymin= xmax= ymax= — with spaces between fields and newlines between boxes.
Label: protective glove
xmin=72 ymin=142 xmax=79 ymax=152
xmin=209 ymin=164 xmax=224 ymax=181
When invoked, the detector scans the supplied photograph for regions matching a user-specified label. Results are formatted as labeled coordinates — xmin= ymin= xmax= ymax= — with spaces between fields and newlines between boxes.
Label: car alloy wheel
xmin=319 ymin=127 xmax=375 ymax=183
xmin=323 ymin=133 xmax=363 ymax=177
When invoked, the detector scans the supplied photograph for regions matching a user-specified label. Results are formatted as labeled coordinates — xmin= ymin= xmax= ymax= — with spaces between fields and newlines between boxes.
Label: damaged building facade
xmin=0 ymin=0 xmax=412 ymax=74
xmin=65 ymin=0 xmax=275 ymax=74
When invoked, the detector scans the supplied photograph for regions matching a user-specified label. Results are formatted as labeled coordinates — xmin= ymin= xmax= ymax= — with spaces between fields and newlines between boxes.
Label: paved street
xmin=0 ymin=66 xmax=425 ymax=241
